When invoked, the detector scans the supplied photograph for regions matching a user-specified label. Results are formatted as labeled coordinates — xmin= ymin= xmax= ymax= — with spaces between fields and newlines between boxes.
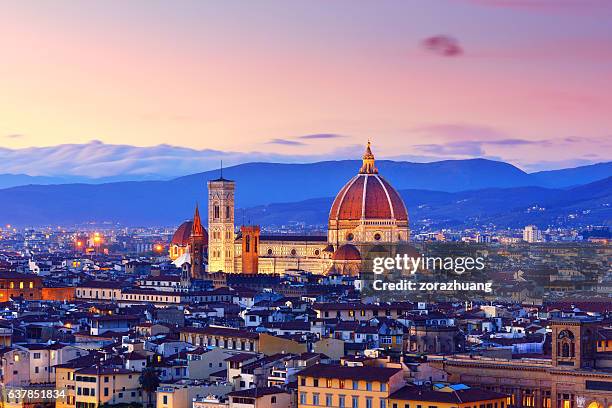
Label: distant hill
xmin=241 ymin=177 xmax=612 ymax=229
xmin=0 ymin=159 xmax=609 ymax=227
xmin=531 ymin=162 xmax=612 ymax=188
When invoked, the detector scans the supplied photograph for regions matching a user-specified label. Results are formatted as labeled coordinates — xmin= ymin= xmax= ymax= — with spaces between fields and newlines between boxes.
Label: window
xmin=104 ymin=388 xmax=109 ymax=397
xmin=271 ymin=396 xmax=277 ymax=404
xmin=326 ymin=379 xmax=333 ymax=388
xmin=339 ymin=380 xmax=345 ymax=389
xmin=313 ymin=393 xmax=320 ymax=406
xmin=33 ymin=352 xmax=41 ymax=359
xmin=301 ymin=378 xmax=306 ymax=386
xmin=353 ymin=396 xmax=359 ymax=408
xmin=381 ymin=400 xmax=387 ymax=408
xmin=366 ymin=397 xmax=373 ymax=408
xmin=366 ymin=382 xmax=372 ymax=391
xmin=313 ymin=379 xmax=319 ymax=387
xmin=326 ymin=394 xmax=333 ymax=406
xmin=300 ymin=393 xmax=307 ymax=405
xmin=353 ymin=380 xmax=359 ymax=390
xmin=163 ymin=396 xmax=168 ymax=405
xmin=339 ymin=395 xmax=346 ymax=408
xmin=380 ymin=383 xmax=387 ymax=391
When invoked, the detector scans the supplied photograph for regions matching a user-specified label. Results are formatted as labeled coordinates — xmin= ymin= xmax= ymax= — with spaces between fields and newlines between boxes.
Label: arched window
xmin=562 ymin=343 xmax=570 ymax=357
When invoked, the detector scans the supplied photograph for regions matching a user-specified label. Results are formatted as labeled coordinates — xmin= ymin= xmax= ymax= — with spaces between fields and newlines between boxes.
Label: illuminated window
xmin=14 ymin=354 xmax=19 ymax=362
xmin=9 ymin=282 xmax=14 ymax=289
xmin=19 ymin=282 xmax=24 ymax=289
xmin=29 ymin=282 xmax=34 ymax=289
xmin=326 ymin=379 xmax=332 ymax=388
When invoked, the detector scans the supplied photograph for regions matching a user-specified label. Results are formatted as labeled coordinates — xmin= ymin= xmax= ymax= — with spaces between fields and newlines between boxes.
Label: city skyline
xmin=1 ymin=1 xmax=612 ymax=173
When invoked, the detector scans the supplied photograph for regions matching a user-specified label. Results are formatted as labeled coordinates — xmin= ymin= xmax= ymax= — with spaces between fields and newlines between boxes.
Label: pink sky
xmin=0 ymin=0 xmax=611 ymax=171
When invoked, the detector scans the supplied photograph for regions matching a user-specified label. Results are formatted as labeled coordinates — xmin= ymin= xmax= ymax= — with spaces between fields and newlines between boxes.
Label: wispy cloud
xmin=297 ymin=133 xmax=345 ymax=140
xmin=415 ymin=138 xmax=549 ymax=156
xmin=421 ymin=35 xmax=464 ymax=57
xmin=266 ymin=138 xmax=306 ymax=146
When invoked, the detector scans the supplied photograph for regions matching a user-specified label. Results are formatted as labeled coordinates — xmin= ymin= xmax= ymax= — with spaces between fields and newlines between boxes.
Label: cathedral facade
xmin=170 ymin=142 xmax=410 ymax=276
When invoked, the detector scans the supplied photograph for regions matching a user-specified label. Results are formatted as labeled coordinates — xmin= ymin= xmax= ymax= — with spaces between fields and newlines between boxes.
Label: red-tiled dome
xmin=332 ymin=244 xmax=361 ymax=261
xmin=171 ymin=221 xmax=193 ymax=246
xmin=329 ymin=174 xmax=408 ymax=222
xmin=329 ymin=142 xmax=408 ymax=223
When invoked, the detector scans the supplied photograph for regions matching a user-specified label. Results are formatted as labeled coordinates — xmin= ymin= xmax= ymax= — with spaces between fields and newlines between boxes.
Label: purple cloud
xmin=421 ymin=35 xmax=464 ymax=57
xmin=415 ymin=138 xmax=550 ymax=156
xmin=416 ymin=141 xmax=485 ymax=156
xmin=266 ymin=138 xmax=306 ymax=146
xmin=297 ymin=133 xmax=345 ymax=140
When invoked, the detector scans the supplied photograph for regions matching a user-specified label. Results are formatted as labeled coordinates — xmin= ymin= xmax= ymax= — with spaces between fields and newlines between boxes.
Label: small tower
xmin=241 ymin=225 xmax=260 ymax=274
xmin=551 ymin=318 xmax=598 ymax=369
xmin=189 ymin=204 xmax=206 ymax=279
xmin=207 ymin=173 xmax=235 ymax=272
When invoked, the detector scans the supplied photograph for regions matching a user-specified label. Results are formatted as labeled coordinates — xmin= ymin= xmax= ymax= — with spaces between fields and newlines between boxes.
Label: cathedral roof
xmin=332 ymin=244 xmax=361 ymax=261
xmin=171 ymin=221 xmax=193 ymax=246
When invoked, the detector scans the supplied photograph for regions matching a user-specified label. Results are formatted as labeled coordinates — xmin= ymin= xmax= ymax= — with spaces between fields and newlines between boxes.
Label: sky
xmin=1 ymin=0 xmax=611 ymax=174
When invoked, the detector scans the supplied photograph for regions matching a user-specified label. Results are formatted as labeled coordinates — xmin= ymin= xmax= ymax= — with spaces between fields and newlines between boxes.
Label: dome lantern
xmin=359 ymin=140 xmax=378 ymax=174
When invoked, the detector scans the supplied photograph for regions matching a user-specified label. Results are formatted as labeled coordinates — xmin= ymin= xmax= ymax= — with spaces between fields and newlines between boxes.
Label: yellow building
xmin=69 ymin=366 xmax=143 ymax=408
xmin=297 ymin=364 xmax=405 ymax=408
xmin=389 ymin=384 xmax=507 ymax=408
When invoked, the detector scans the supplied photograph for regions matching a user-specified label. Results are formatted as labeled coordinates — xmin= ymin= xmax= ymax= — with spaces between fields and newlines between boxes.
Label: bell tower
xmin=189 ymin=204 xmax=206 ymax=279
xmin=207 ymin=174 xmax=235 ymax=272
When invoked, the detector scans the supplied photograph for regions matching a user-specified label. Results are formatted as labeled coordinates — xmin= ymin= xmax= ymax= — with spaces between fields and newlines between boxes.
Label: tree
xmin=139 ymin=367 xmax=160 ymax=408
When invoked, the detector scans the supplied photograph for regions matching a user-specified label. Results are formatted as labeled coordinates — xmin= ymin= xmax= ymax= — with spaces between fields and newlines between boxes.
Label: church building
xmin=169 ymin=142 xmax=410 ymax=276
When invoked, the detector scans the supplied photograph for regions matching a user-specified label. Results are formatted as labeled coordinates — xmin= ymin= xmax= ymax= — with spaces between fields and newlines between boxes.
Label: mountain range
xmin=0 ymin=159 xmax=609 ymax=228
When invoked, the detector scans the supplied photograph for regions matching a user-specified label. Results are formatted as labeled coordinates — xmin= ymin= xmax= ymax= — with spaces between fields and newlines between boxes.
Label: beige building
xmin=436 ymin=319 xmax=612 ymax=408
xmin=228 ymin=387 xmax=291 ymax=408
xmin=73 ymin=366 xmax=143 ymax=408
xmin=157 ymin=380 xmax=233 ymax=408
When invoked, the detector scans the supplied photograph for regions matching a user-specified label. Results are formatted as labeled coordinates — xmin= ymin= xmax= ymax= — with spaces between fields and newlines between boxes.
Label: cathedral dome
xmin=332 ymin=244 xmax=361 ymax=261
xmin=171 ymin=221 xmax=193 ymax=246
xmin=329 ymin=143 xmax=408 ymax=223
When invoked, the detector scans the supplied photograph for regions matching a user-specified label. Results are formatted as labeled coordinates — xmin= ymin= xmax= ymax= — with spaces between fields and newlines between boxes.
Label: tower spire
xmin=191 ymin=203 xmax=204 ymax=236
xmin=359 ymin=140 xmax=378 ymax=174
